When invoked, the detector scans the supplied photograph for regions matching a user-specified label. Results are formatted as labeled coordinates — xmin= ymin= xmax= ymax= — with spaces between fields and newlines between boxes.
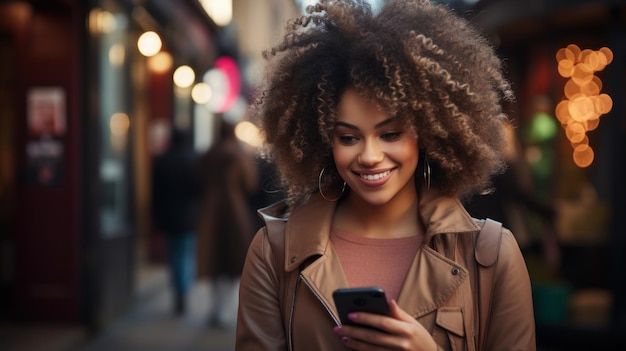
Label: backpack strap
xmin=475 ymin=218 xmax=503 ymax=351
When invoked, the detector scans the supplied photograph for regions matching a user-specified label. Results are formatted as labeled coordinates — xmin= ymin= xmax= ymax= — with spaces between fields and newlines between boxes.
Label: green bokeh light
xmin=527 ymin=112 xmax=558 ymax=143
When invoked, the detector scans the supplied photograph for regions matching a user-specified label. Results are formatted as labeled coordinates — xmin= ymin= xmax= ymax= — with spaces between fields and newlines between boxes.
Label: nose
xmin=358 ymin=139 xmax=384 ymax=166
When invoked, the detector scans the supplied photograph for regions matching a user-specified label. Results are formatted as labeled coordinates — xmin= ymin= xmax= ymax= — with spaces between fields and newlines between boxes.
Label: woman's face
xmin=332 ymin=89 xmax=419 ymax=207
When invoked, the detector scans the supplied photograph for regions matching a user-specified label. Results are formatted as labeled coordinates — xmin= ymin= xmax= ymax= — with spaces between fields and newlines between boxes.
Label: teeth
xmin=360 ymin=170 xmax=391 ymax=181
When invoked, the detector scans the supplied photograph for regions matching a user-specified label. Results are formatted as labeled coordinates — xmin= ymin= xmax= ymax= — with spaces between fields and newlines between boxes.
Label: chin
xmin=354 ymin=193 xmax=393 ymax=207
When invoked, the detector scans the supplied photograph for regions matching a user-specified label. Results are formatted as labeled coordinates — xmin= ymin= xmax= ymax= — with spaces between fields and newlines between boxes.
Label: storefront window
xmin=89 ymin=7 xmax=132 ymax=237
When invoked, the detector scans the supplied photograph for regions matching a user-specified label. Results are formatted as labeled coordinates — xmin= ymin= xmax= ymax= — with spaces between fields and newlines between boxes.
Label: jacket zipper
xmin=287 ymin=275 xmax=299 ymax=351
xmin=299 ymin=273 xmax=341 ymax=326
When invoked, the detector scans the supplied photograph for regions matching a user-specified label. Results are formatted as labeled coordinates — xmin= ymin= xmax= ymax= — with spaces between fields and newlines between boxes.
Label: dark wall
xmin=8 ymin=0 xmax=83 ymax=322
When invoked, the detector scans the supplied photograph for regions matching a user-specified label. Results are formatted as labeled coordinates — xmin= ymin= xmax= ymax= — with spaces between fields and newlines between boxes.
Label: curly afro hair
xmin=252 ymin=0 xmax=513 ymax=206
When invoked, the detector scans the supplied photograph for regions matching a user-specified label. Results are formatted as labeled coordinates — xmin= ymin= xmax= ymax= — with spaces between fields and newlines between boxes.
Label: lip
xmin=354 ymin=168 xmax=394 ymax=187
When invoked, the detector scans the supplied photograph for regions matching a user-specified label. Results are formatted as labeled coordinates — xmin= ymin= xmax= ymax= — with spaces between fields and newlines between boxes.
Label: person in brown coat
xmin=196 ymin=119 xmax=258 ymax=329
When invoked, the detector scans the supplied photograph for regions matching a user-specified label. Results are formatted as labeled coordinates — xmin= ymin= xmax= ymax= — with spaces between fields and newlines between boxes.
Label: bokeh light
xmin=234 ymin=121 xmax=263 ymax=148
xmin=555 ymin=44 xmax=613 ymax=168
xmin=528 ymin=112 xmax=558 ymax=142
xmin=199 ymin=0 xmax=232 ymax=26
xmin=147 ymin=51 xmax=173 ymax=73
xmin=110 ymin=112 xmax=130 ymax=136
xmin=137 ymin=31 xmax=162 ymax=57
xmin=203 ymin=56 xmax=241 ymax=113
xmin=173 ymin=65 xmax=195 ymax=88
xmin=191 ymin=82 xmax=212 ymax=105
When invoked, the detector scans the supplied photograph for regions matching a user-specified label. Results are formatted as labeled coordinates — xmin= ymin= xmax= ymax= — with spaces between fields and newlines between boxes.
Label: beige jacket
xmin=236 ymin=190 xmax=536 ymax=350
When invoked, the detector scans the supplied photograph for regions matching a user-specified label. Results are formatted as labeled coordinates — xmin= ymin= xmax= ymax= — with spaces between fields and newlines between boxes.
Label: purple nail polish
xmin=341 ymin=336 xmax=349 ymax=344
xmin=348 ymin=312 xmax=357 ymax=320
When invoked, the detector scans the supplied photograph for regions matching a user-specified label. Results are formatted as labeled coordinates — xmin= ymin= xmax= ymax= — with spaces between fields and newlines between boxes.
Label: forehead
xmin=336 ymin=89 xmax=392 ymax=124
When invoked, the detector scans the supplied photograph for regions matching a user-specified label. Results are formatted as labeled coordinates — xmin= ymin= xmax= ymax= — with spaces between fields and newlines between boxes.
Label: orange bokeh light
xmin=555 ymin=45 xmax=612 ymax=168
xmin=573 ymin=144 xmax=594 ymax=168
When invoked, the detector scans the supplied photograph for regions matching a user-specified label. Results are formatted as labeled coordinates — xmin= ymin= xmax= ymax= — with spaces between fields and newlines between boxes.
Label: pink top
xmin=330 ymin=230 xmax=421 ymax=300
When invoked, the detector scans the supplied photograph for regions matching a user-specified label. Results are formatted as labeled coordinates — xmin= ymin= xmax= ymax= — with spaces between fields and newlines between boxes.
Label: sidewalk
xmin=75 ymin=270 xmax=236 ymax=351
xmin=0 ymin=323 xmax=86 ymax=351
xmin=2 ymin=265 xmax=236 ymax=351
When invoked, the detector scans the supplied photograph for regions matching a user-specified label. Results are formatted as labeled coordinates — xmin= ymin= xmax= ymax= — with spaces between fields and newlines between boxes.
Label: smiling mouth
xmin=359 ymin=170 xmax=391 ymax=181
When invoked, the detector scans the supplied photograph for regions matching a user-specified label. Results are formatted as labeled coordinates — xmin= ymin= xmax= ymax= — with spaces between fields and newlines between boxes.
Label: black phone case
xmin=332 ymin=287 xmax=391 ymax=326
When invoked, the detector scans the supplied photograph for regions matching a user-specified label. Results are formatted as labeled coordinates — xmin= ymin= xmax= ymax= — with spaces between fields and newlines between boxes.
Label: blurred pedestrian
xmin=196 ymin=119 xmax=258 ymax=329
xmin=151 ymin=128 xmax=201 ymax=316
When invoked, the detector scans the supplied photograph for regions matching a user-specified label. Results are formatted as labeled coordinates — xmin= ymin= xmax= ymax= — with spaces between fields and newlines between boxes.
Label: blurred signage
xmin=25 ymin=86 xmax=66 ymax=185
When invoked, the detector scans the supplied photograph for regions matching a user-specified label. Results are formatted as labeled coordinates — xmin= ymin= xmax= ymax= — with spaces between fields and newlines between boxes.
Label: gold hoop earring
xmin=318 ymin=165 xmax=346 ymax=202
xmin=423 ymin=157 xmax=431 ymax=191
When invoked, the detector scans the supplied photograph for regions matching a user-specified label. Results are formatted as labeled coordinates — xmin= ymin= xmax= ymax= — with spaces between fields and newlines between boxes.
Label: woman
xmin=236 ymin=0 xmax=535 ymax=350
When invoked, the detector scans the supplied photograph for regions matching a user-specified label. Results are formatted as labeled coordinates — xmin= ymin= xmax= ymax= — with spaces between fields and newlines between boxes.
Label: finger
xmin=388 ymin=299 xmax=416 ymax=323
xmin=335 ymin=325 xmax=394 ymax=351
xmin=334 ymin=325 xmax=384 ymax=350
xmin=345 ymin=312 xmax=397 ymax=333
xmin=340 ymin=335 xmax=384 ymax=351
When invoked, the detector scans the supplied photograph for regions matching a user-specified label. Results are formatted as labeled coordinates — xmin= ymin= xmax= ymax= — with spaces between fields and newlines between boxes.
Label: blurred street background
xmin=0 ymin=0 xmax=625 ymax=350
xmin=2 ymin=263 xmax=236 ymax=351
xmin=0 ymin=266 xmax=235 ymax=351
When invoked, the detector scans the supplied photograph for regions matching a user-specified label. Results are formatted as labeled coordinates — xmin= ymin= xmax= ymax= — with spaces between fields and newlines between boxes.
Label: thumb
xmin=388 ymin=299 xmax=416 ymax=323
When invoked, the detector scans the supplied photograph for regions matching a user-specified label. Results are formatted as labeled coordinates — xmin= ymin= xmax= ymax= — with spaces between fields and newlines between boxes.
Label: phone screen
xmin=332 ymin=287 xmax=391 ymax=326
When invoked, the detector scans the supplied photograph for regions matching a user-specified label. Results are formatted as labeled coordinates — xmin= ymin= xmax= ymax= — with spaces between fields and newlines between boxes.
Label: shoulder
xmin=245 ymin=227 xmax=280 ymax=280
xmin=247 ymin=199 xmax=290 ymax=270
xmin=497 ymin=228 xmax=527 ymax=269
xmin=257 ymin=200 xmax=290 ymax=224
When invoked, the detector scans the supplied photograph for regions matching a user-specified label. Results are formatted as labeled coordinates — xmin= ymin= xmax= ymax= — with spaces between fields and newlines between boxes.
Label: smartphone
xmin=332 ymin=286 xmax=391 ymax=326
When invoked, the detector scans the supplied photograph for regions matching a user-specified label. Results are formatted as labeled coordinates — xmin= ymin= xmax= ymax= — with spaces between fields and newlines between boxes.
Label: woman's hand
xmin=332 ymin=300 xmax=437 ymax=351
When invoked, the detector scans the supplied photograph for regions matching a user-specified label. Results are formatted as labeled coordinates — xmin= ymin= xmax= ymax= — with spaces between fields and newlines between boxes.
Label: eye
xmin=337 ymin=135 xmax=359 ymax=144
xmin=381 ymin=131 xmax=401 ymax=141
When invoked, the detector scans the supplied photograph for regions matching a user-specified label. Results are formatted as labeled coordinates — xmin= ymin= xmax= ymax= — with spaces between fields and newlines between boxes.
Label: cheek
xmin=397 ymin=140 xmax=419 ymax=169
xmin=332 ymin=145 xmax=349 ymax=167
xmin=332 ymin=145 xmax=355 ymax=177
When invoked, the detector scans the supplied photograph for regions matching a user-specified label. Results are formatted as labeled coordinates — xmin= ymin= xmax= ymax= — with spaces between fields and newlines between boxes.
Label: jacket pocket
xmin=433 ymin=307 xmax=468 ymax=351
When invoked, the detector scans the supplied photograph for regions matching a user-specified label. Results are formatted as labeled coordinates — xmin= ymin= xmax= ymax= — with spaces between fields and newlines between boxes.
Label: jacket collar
xmin=283 ymin=194 xmax=336 ymax=272
xmin=418 ymin=188 xmax=481 ymax=240
xmin=274 ymin=188 xmax=480 ymax=273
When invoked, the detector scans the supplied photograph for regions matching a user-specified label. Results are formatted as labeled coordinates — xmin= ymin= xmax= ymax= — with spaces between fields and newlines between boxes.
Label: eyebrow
xmin=335 ymin=117 xmax=398 ymax=130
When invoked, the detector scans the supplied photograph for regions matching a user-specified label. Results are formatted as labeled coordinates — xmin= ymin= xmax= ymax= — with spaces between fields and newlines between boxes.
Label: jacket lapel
xmin=299 ymin=243 xmax=349 ymax=323
xmin=396 ymin=189 xmax=478 ymax=317
xmin=282 ymin=195 xmax=348 ymax=321
xmin=283 ymin=194 xmax=337 ymax=272
xmin=397 ymin=246 xmax=468 ymax=318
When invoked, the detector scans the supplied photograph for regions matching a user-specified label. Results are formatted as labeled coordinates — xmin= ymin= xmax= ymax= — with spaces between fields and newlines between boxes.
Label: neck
xmin=334 ymin=190 xmax=423 ymax=239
